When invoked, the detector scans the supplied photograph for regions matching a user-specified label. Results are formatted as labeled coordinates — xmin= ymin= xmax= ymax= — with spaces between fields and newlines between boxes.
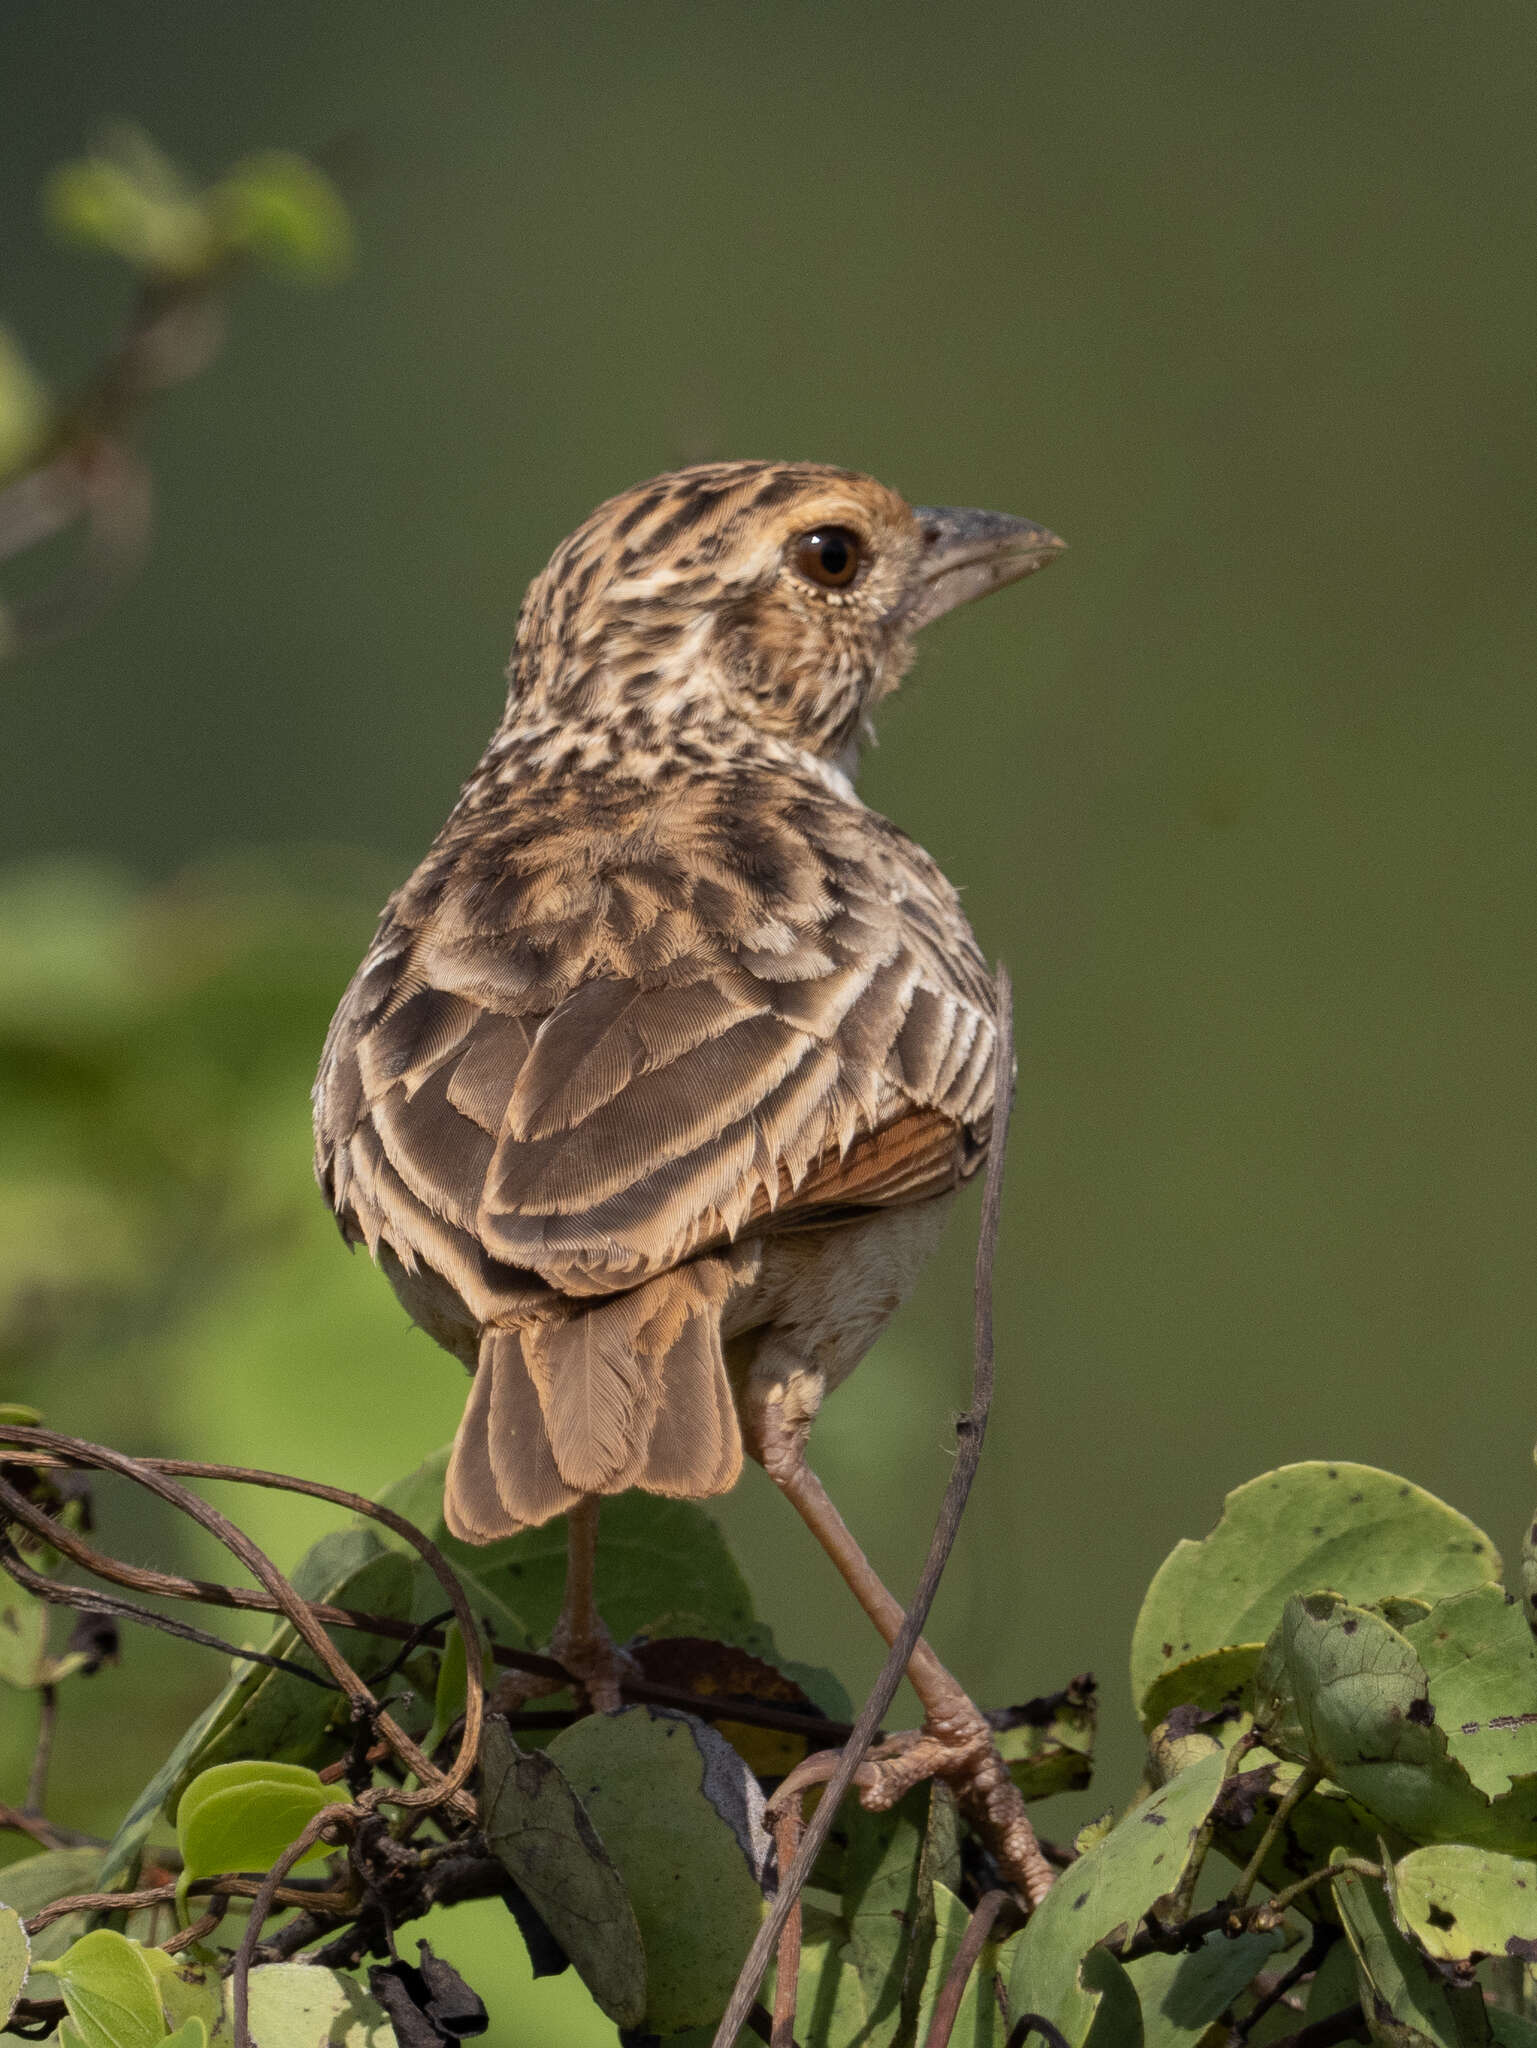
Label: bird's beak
xmin=903 ymin=505 xmax=1066 ymax=630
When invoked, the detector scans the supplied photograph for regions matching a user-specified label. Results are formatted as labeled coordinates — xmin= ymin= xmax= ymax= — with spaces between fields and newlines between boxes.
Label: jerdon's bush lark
xmin=314 ymin=461 xmax=1063 ymax=1893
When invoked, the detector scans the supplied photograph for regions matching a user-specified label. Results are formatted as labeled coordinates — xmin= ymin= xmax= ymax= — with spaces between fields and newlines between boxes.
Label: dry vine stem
xmin=0 ymin=1433 xmax=482 ymax=1817
xmin=711 ymin=967 xmax=1024 ymax=2048
xmin=0 ymin=1456 xmax=863 ymax=1747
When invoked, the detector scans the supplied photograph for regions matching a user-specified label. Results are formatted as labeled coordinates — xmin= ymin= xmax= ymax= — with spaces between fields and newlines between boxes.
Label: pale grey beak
xmin=903 ymin=505 xmax=1065 ymax=630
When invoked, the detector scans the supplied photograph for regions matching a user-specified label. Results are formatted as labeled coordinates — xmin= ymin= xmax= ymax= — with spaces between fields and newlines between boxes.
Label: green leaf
xmin=1131 ymin=1463 xmax=1501 ymax=1726
xmin=0 ymin=1848 xmax=103 ymax=1965
xmin=479 ymin=1714 xmax=646 ymax=2028
xmin=210 ymin=152 xmax=353 ymax=279
xmin=0 ymin=1571 xmax=48 ymax=1688
xmin=1404 ymin=1585 xmax=1537 ymax=1799
xmin=1333 ymin=1859 xmax=1483 ymax=2047
xmin=547 ymin=1704 xmax=769 ymax=2035
xmin=991 ymin=1680 xmax=1097 ymax=1801
xmin=29 ymin=1930 xmax=165 ymax=2048
xmin=231 ymin=1964 xmax=397 ymax=2045
xmin=1008 ymin=1747 xmax=1231 ymax=2044
xmin=44 ymin=129 xmax=213 ymax=276
xmin=140 ymin=1947 xmax=223 ymax=2038
xmin=162 ymin=2023 xmax=208 ymax=2048
xmin=175 ymin=1759 xmax=334 ymax=1906
xmin=1080 ymin=1944 xmax=1146 ymax=2048
xmin=1392 ymin=1844 xmax=1537 ymax=1964
xmin=376 ymin=1451 xmax=758 ymax=1647
xmin=0 ymin=1906 xmax=29 ymax=2028
xmin=839 ymin=1785 xmax=957 ymax=2048
xmin=1141 ymin=1645 xmax=1266 ymax=1733
xmin=1124 ymin=1924 xmax=1285 ymax=2044
xmin=1253 ymin=1593 xmax=1537 ymax=1853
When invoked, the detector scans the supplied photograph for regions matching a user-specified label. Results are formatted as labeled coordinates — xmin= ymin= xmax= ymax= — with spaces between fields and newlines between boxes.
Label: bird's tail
xmin=443 ymin=1259 xmax=743 ymax=1542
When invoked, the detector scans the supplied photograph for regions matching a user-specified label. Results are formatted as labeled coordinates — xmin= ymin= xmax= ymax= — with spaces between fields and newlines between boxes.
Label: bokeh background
xmin=4 ymin=3 xmax=1537 ymax=2038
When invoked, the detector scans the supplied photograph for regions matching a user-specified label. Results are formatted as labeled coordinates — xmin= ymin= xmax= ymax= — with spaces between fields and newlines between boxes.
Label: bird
xmin=313 ymin=460 xmax=1063 ymax=1897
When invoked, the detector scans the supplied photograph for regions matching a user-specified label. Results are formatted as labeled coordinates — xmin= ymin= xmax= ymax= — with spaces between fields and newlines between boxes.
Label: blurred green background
xmin=4 ymin=2 xmax=1537 ymax=2038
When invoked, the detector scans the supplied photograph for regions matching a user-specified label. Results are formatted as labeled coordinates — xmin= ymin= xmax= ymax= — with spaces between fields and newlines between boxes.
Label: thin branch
xmin=0 ymin=1541 xmax=341 ymax=1687
xmin=0 ymin=1439 xmax=478 ymax=1819
xmin=0 ymin=1470 xmax=867 ymax=1744
xmin=1231 ymin=1765 xmax=1322 ymax=1907
xmin=770 ymin=1804 xmax=803 ymax=2048
xmin=923 ymin=1889 xmax=1010 ymax=2048
xmin=0 ymin=1803 xmax=101 ymax=1852
xmin=711 ymin=966 xmax=1018 ymax=2048
xmin=232 ymin=1804 xmax=357 ymax=2048
xmin=24 ymin=1871 xmax=353 ymax=1935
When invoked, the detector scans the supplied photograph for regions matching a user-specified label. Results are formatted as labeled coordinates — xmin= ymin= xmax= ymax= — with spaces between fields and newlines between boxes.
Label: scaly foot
xmin=770 ymin=1707 xmax=1054 ymax=1906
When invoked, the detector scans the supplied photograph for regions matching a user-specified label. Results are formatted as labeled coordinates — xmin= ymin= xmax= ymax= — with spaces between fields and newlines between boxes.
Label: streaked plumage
xmin=313 ymin=460 xmax=1061 ymax=1539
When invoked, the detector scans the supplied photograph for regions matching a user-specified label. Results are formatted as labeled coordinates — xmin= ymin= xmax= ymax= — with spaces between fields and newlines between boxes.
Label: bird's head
xmin=504 ymin=461 xmax=1063 ymax=770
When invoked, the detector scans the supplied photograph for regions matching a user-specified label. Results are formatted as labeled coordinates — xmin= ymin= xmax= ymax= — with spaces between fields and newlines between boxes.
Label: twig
xmin=924 ymin=1889 xmax=1009 ymax=2048
xmin=710 ymin=966 xmax=1018 ymax=2048
xmin=1231 ymin=1765 xmax=1322 ymax=1907
xmin=0 ymin=1803 xmax=102 ymax=1852
xmin=24 ymin=1871 xmax=353 ymax=1934
xmin=0 ymin=1542 xmax=342 ymax=1687
xmin=0 ymin=1468 xmax=868 ymax=1742
xmin=0 ymin=1438 xmax=480 ymax=1818
xmin=232 ymin=1804 xmax=357 ymax=2048
xmin=23 ymin=1685 xmax=56 ymax=1815
xmin=770 ymin=1804 xmax=803 ymax=2048
xmin=1238 ymin=1921 xmax=1336 ymax=2041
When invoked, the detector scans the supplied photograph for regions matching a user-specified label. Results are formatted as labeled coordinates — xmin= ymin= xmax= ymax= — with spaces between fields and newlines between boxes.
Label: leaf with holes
xmin=1131 ymin=1463 xmax=1501 ymax=1727
xmin=1253 ymin=1593 xmax=1537 ymax=1853
xmin=1008 ymin=1748 xmax=1230 ymax=2045
xmin=1333 ymin=1858 xmax=1480 ymax=2046
xmin=1391 ymin=1843 xmax=1537 ymax=1964
xmin=1403 ymin=1583 xmax=1537 ymax=1800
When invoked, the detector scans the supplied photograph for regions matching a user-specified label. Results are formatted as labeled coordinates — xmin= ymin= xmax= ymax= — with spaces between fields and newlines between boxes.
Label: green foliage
xmin=44 ymin=126 xmax=350 ymax=283
xmin=15 ymin=1450 xmax=1537 ymax=2041
xmin=479 ymin=1716 xmax=646 ymax=2029
xmin=30 ymin=1929 xmax=167 ymax=2048
xmin=173 ymin=1760 xmax=334 ymax=1906
xmin=0 ymin=1910 xmax=28 ymax=2030
xmin=546 ymin=1707 xmax=767 ymax=2035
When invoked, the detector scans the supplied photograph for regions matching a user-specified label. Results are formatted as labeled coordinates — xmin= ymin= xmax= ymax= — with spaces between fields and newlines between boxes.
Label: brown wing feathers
xmin=314 ymin=779 xmax=995 ymax=1536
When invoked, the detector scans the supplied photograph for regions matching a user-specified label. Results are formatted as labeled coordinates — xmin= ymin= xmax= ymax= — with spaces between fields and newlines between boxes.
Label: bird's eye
xmin=792 ymin=527 xmax=863 ymax=589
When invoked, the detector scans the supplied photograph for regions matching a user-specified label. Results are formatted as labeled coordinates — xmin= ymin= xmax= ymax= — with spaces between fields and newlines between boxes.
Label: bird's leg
xmin=547 ymin=1496 xmax=637 ymax=1714
xmin=756 ymin=1400 xmax=1053 ymax=1905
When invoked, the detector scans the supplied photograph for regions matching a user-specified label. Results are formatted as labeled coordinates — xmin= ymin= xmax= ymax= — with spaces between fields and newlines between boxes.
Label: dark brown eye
xmin=792 ymin=527 xmax=863 ymax=589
